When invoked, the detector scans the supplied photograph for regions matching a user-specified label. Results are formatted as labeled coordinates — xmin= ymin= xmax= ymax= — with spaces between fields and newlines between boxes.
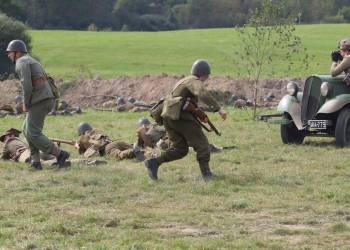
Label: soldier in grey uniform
xmin=6 ymin=40 xmax=70 ymax=170
xmin=144 ymin=59 xmax=227 ymax=180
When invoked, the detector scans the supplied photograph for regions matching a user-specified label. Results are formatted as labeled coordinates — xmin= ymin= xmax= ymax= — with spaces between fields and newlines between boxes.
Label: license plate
xmin=308 ymin=120 xmax=327 ymax=129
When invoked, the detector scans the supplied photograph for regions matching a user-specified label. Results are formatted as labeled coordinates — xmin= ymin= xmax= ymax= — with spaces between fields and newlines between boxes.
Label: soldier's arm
xmin=331 ymin=56 xmax=350 ymax=77
xmin=16 ymin=61 xmax=33 ymax=108
xmin=188 ymin=80 xmax=221 ymax=112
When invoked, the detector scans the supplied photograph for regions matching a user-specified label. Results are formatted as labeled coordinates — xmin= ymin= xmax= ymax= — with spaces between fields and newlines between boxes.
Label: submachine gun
xmin=182 ymin=98 xmax=221 ymax=136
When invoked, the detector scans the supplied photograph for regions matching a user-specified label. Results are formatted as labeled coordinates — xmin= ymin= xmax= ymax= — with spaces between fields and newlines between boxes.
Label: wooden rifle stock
xmin=207 ymin=118 xmax=221 ymax=136
xmin=51 ymin=138 xmax=76 ymax=146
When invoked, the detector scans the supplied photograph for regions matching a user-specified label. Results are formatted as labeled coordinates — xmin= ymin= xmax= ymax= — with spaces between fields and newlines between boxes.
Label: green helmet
xmin=191 ymin=59 xmax=211 ymax=76
xmin=78 ymin=122 xmax=92 ymax=136
xmin=6 ymin=40 xmax=28 ymax=53
xmin=339 ymin=38 xmax=350 ymax=51
xmin=137 ymin=117 xmax=150 ymax=127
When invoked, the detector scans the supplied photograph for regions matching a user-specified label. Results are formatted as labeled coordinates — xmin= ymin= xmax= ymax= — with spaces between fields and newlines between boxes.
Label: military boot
xmin=199 ymin=163 xmax=216 ymax=181
xmin=30 ymin=161 xmax=43 ymax=170
xmin=144 ymin=158 xmax=159 ymax=180
xmin=57 ymin=150 xmax=70 ymax=168
xmin=133 ymin=143 xmax=146 ymax=161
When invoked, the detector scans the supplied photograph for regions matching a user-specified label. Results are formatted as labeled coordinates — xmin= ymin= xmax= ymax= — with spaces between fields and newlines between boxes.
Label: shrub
xmin=0 ymin=13 xmax=31 ymax=78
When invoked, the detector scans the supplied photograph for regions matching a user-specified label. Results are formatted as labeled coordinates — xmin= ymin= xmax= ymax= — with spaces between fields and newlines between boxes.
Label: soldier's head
xmin=116 ymin=96 xmax=126 ymax=106
xmin=191 ymin=59 xmax=211 ymax=81
xmin=128 ymin=97 xmax=136 ymax=104
xmin=78 ymin=122 xmax=92 ymax=136
xmin=0 ymin=128 xmax=21 ymax=142
xmin=137 ymin=117 xmax=150 ymax=128
xmin=339 ymin=38 xmax=350 ymax=56
xmin=6 ymin=40 xmax=28 ymax=64
xmin=15 ymin=96 xmax=23 ymax=104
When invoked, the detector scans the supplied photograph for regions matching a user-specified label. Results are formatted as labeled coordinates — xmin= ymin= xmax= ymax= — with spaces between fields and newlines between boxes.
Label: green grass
xmin=0 ymin=108 xmax=349 ymax=249
xmin=30 ymin=24 xmax=350 ymax=79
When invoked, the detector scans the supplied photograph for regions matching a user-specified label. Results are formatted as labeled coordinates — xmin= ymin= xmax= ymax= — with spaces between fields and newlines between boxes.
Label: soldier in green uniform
xmin=331 ymin=38 xmax=350 ymax=78
xmin=49 ymin=99 xmax=82 ymax=115
xmin=144 ymin=59 xmax=227 ymax=180
xmin=6 ymin=40 xmax=70 ymax=170
xmin=76 ymin=122 xmax=145 ymax=161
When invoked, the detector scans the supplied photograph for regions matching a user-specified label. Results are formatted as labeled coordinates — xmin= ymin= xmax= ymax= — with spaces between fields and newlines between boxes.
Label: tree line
xmin=1 ymin=0 xmax=350 ymax=31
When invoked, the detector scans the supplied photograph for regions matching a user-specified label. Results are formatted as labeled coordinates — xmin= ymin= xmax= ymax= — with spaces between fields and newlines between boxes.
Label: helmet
xmin=116 ymin=96 xmax=126 ymax=105
xmin=128 ymin=97 xmax=136 ymax=103
xmin=6 ymin=40 xmax=28 ymax=53
xmin=78 ymin=122 xmax=92 ymax=136
xmin=339 ymin=38 xmax=350 ymax=51
xmin=0 ymin=128 xmax=21 ymax=142
xmin=191 ymin=59 xmax=211 ymax=76
xmin=137 ymin=117 xmax=150 ymax=127
xmin=15 ymin=96 xmax=22 ymax=104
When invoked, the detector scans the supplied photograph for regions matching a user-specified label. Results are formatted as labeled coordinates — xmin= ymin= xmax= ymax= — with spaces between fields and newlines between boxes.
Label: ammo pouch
xmin=150 ymin=99 xmax=165 ymax=125
xmin=161 ymin=96 xmax=184 ymax=120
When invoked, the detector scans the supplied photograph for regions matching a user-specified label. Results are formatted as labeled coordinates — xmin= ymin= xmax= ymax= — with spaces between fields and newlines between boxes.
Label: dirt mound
xmin=0 ymin=75 xmax=301 ymax=107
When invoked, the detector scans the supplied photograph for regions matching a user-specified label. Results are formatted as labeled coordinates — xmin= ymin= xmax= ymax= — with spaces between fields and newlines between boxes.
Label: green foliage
xmin=234 ymin=0 xmax=311 ymax=118
xmin=0 ymin=13 xmax=31 ymax=78
xmin=339 ymin=6 xmax=350 ymax=21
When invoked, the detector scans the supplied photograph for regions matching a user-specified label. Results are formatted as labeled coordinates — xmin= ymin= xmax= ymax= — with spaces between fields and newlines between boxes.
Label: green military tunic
xmin=155 ymin=75 xmax=221 ymax=175
xmin=15 ymin=54 xmax=57 ymax=162
xmin=1 ymin=137 xmax=30 ymax=162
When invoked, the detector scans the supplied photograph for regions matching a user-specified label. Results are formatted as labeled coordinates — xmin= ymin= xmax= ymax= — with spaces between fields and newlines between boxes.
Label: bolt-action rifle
xmin=182 ymin=98 xmax=221 ymax=136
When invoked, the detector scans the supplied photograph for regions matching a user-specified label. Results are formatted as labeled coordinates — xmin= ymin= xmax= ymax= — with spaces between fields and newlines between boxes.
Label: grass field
xmin=30 ymin=24 xmax=350 ymax=79
xmin=0 ymin=109 xmax=349 ymax=249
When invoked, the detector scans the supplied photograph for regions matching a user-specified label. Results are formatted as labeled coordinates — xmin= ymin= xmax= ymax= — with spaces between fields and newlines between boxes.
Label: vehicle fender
xmin=318 ymin=94 xmax=350 ymax=114
xmin=277 ymin=95 xmax=303 ymax=129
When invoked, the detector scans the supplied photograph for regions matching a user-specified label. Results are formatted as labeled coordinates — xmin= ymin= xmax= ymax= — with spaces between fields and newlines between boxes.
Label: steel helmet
xmin=191 ymin=59 xmax=211 ymax=76
xmin=6 ymin=40 xmax=28 ymax=53
xmin=137 ymin=117 xmax=150 ymax=127
xmin=339 ymin=38 xmax=350 ymax=51
xmin=78 ymin=122 xmax=92 ymax=136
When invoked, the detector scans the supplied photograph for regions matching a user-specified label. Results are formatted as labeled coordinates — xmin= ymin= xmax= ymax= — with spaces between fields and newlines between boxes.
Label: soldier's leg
xmin=177 ymin=120 xmax=212 ymax=177
xmin=155 ymin=118 xmax=189 ymax=165
xmin=24 ymin=99 xmax=69 ymax=167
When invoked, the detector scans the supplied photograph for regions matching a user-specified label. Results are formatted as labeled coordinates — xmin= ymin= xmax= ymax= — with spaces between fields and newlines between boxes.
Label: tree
xmin=234 ymin=0 xmax=311 ymax=119
xmin=0 ymin=13 xmax=31 ymax=79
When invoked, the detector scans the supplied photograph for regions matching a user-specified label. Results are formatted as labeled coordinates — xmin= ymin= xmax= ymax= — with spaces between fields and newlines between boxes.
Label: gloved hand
xmin=331 ymin=50 xmax=343 ymax=62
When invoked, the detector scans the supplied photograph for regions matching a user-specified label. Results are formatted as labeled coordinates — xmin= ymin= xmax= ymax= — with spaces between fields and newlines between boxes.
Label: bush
xmin=87 ymin=23 xmax=98 ymax=32
xmin=339 ymin=6 xmax=350 ymax=22
xmin=323 ymin=15 xmax=345 ymax=24
xmin=0 ymin=13 xmax=32 ymax=78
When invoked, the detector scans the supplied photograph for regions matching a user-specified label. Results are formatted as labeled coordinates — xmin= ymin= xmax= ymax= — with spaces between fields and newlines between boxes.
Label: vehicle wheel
xmin=280 ymin=113 xmax=304 ymax=144
xmin=335 ymin=108 xmax=350 ymax=147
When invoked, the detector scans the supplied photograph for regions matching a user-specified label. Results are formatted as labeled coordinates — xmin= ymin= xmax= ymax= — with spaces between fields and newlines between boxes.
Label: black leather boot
xmin=144 ymin=158 xmax=159 ymax=180
xmin=57 ymin=150 xmax=70 ymax=168
xmin=30 ymin=161 xmax=43 ymax=170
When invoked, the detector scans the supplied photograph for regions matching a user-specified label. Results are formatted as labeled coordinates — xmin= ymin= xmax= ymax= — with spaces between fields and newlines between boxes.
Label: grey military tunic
xmin=15 ymin=55 xmax=56 ymax=162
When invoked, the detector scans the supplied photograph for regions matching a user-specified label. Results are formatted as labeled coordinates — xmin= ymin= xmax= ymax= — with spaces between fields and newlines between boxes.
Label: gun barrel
xmin=51 ymin=138 xmax=76 ymax=146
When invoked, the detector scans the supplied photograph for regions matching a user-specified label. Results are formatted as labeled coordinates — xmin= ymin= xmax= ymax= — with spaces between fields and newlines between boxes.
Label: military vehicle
xmin=261 ymin=74 xmax=350 ymax=147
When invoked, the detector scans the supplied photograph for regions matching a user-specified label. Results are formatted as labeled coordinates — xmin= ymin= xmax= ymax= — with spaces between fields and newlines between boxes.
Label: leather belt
xmin=32 ymin=76 xmax=48 ymax=86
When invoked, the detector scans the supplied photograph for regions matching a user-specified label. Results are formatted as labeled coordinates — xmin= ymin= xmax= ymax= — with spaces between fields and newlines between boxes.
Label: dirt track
xmin=0 ymin=75 xmax=301 ymax=107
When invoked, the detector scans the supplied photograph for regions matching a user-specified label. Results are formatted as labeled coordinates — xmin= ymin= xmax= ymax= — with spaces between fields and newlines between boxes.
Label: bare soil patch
xmin=0 ymin=75 xmax=301 ymax=107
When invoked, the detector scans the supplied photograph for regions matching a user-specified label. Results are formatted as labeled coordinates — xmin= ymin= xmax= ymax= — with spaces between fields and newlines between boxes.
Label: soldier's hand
xmin=331 ymin=50 xmax=343 ymax=62
xmin=219 ymin=108 xmax=227 ymax=121
xmin=74 ymin=141 xmax=80 ymax=149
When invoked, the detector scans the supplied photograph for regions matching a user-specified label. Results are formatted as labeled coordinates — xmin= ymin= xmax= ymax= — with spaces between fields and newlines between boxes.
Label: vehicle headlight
xmin=286 ymin=81 xmax=299 ymax=96
xmin=320 ymin=82 xmax=332 ymax=97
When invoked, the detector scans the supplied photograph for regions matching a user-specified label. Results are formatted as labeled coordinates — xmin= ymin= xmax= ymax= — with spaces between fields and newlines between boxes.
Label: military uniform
xmin=0 ymin=105 xmax=15 ymax=117
xmin=50 ymin=99 xmax=81 ymax=115
xmin=331 ymin=38 xmax=350 ymax=77
xmin=15 ymin=54 xmax=62 ymax=162
xmin=78 ymin=129 xmax=136 ymax=160
xmin=154 ymin=75 xmax=221 ymax=176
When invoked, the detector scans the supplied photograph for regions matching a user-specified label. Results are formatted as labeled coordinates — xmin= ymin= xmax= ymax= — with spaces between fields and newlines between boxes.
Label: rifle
xmin=183 ymin=98 xmax=221 ymax=136
xmin=51 ymin=138 xmax=76 ymax=146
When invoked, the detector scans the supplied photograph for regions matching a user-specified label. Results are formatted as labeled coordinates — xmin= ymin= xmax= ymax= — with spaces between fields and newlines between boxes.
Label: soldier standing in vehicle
xmin=331 ymin=38 xmax=350 ymax=79
xmin=6 ymin=40 xmax=70 ymax=170
xmin=144 ymin=59 xmax=227 ymax=180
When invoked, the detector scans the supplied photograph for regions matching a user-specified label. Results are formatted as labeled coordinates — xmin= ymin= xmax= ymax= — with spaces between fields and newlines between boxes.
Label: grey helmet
xmin=128 ymin=97 xmax=136 ymax=103
xmin=14 ymin=96 xmax=22 ymax=104
xmin=78 ymin=122 xmax=92 ymax=136
xmin=137 ymin=117 xmax=150 ymax=127
xmin=6 ymin=40 xmax=28 ymax=53
xmin=116 ymin=96 xmax=126 ymax=105
xmin=191 ymin=59 xmax=211 ymax=76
